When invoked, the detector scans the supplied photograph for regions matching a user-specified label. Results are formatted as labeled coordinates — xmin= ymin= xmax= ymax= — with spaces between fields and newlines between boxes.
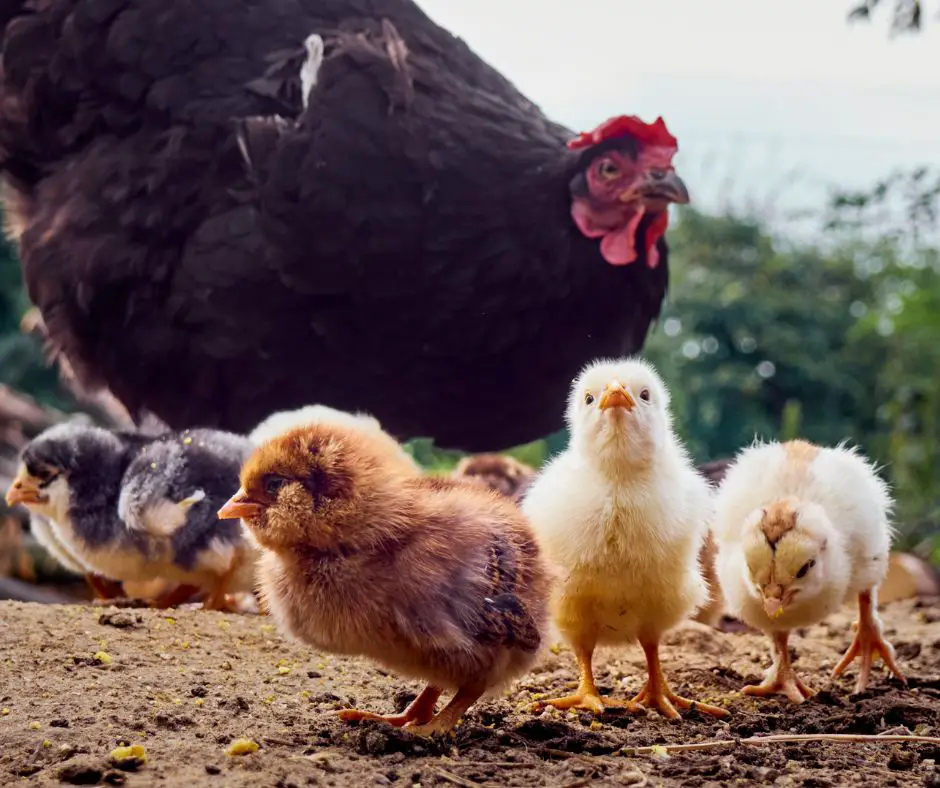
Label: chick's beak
xmin=5 ymin=467 xmax=43 ymax=507
xmin=761 ymin=583 xmax=791 ymax=619
xmin=762 ymin=596 xmax=785 ymax=619
xmin=598 ymin=381 xmax=636 ymax=411
xmin=218 ymin=489 xmax=263 ymax=520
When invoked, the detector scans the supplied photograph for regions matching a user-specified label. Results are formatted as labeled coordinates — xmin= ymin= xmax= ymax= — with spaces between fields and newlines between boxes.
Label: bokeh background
xmin=1 ymin=0 xmax=937 ymax=578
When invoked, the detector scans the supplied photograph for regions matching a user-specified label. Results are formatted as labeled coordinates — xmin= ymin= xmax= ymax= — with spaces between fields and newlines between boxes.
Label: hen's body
xmin=0 ymin=0 xmax=668 ymax=450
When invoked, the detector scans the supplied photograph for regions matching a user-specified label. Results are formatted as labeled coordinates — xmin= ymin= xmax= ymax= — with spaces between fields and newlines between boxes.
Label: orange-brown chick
xmin=219 ymin=423 xmax=552 ymax=736
xmin=450 ymin=454 xmax=535 ymax=500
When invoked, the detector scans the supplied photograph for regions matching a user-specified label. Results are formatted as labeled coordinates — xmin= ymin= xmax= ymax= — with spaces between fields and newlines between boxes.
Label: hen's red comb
xmin=567 ymin=115 xmax=678 ymax=151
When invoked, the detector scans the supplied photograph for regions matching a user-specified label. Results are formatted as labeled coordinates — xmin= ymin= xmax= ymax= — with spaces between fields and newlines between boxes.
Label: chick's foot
xmin=533 ymin=690 xmax=643 ymax=715
xmin=832 ymin=590 xmax=907 ymax=694
xmin=530 ymin=642 xmax=644 ymax=715
xmin=338 ymin=685 xmax=442 ymax=728
xmin=633 ymin=639 xmax=730 ymax=720
xmin=401 ymin=684 xmax=484 ymax=737
xmin=744 ymin=630 xmax=816 ymax=703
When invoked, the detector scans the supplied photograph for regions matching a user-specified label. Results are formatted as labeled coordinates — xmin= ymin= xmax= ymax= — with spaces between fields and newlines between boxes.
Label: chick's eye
xmin=639 ymin=388 xmax=651 ymax=402
xmin=596 ymin=160 xmax=620 ymax=180
xmin=263 ymin=475 xmax=287 ymax=497
xmin=584 ymin=392 xmax=595 ymax=405
xmin=795 ymin=559 xmax=816 ymax=579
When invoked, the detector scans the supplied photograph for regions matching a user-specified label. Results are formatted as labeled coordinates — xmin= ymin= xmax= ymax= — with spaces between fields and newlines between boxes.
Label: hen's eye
xmin=639 ymin=388 xmax=651 ymax=402
xmin=263 ymin=475 xmax=288 ymax=497
xmin=596 ymin=160 xmax=620 ymax=180
xmin=795 ymin=559 xmax=816 ymax=579
xmin=584 ymin=392 xmax=595 ymax=405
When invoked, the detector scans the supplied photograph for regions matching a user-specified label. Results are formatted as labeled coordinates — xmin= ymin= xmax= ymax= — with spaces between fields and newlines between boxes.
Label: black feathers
xmin=1 ymin=0 xmax=670 ymax=451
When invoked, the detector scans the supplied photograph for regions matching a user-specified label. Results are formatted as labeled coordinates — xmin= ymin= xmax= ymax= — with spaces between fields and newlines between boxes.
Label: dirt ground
xmin=1 ymin=599 xmax=939 ymax=787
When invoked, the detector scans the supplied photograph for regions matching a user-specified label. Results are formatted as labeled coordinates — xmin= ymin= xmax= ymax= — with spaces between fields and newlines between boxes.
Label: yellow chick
xmin=522 ymin=358 xmax=728 ymax=720
xmin=712 ymin=439 xmax=906 ymax=701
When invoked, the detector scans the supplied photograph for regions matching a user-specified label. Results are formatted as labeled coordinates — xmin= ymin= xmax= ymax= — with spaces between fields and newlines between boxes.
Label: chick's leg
xmin=405 ymin=684 xmax=485 ymax=737
xmin=203 ymin=562 xmax=241 ymax=612
xmin=531 ymin=638 xmax=642 ymax=714
xmin=743 ymin=630 xmax=816 ymax=703
xmin=85 ymin=574 xmax=124 ymax=600
xmin=632 ymin=638 xmax=730 ymax=719
xmin=832 ymin=589 xmax=907 ymax=693
xmin=338 ymin=685 xmax=442 ymax=727
xmin=150 ymin=583 xmax=202 ymax=609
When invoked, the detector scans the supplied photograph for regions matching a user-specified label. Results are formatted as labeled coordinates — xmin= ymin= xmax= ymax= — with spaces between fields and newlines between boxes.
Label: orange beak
xmin=762 ymin=597 xmax=785 ymax=619
xmin=218 ymin=489 xmax=264 ymax=520
xmin=598 ymin=381 xmax=636 ymax=411
xmin=5 ymin=467 xmax=44 ymax=507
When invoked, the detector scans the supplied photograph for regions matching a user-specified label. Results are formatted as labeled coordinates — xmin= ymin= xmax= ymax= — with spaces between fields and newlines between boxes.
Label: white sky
xmin=416 ymin=0 xmax=940 ymax=224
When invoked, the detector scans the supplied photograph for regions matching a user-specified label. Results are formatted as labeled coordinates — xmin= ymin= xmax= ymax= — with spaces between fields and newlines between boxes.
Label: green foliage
xmin=0 ymin=233 xmax=72 ymax=410
xmin=644 ymin=206 xmax=940 ymax=555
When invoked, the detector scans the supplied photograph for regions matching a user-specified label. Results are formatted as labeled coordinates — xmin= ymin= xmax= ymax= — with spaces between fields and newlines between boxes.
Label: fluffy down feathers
xmin=524 ymin=358 xmax=712 ymax=646
xmin=713 ymin=439 xmax=894 ymax=631
xmin=228 ymin=422 xmax=552 ymax=732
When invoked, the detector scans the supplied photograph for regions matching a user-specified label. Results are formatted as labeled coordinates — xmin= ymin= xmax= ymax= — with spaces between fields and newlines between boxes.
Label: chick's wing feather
xmin=474 ymin=533 xmax=541 ymax=652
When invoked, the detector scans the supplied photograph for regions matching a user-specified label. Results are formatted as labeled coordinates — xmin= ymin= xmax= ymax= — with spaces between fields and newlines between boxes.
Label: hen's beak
xmin=5 ymin=467 xmax=43 ymax=507
xmin=598 ymin=381 xmax=636 ymax=411
xmin=218 ymin=489 xmax=263 ymax=520
xmin=639 ymin=168 xmax=690 ymax=205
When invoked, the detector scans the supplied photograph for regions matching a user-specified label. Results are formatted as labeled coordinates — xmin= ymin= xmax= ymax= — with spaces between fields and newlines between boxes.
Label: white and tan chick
xmin=712 ymin=438 xmax=906 ymax=702
xmin=522 ymin=357 xmax=727 ymax=719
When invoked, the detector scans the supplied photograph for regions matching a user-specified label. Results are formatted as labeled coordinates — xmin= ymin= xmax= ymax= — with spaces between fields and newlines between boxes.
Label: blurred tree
xmin=643 ymin=208 xmax=893 ymax=462
xmin=848 ymin=0 xmax=935 ymax=33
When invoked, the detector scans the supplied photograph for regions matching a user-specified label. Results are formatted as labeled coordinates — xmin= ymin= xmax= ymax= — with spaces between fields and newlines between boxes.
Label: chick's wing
xmin=472 ymin=533 xmax=541 ymax=652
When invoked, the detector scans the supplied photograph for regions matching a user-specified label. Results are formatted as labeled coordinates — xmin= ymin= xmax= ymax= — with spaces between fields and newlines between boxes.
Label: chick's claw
xmin=631 ymin=681 xmax=729 ymax=720
xmin=531 ymin=692 xmax=643 ymax=715
xmin=337 ymin=685 xmax=442 ymax=728
xmin=743 ymin=674 xmax=816 ymax=704
xmin=832 ymin=591 xmax=907 ymax=694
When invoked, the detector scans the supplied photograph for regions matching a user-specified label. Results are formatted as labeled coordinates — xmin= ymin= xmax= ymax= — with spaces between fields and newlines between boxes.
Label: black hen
xmin=0 ymin=0 xmax=687 ymax=451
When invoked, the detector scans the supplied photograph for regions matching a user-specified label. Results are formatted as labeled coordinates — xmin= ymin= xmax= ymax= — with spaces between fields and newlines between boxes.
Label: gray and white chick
xmin=5 ymin=423 xmax=255 ymax=610
xmin=117 ymin=428 xmax=258 ymax=610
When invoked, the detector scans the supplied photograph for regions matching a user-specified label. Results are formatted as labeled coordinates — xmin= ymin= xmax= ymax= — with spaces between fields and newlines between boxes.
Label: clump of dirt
xmin=1 ymin=599 xmax=939 ymax=786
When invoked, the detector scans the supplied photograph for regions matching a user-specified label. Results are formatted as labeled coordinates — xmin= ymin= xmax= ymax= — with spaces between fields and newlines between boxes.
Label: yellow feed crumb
xmin=277 ymin=666 xmax=291 ymax=675
xmin=94 ymin=651 xmax=112 ymax=665
xmin=225 ymin=739 xmax=259 ymax=757
xmin=1 ymin=708 xmax=9 ymax=716
xmin=29 ymin=722 xmax=41 ymax=730
xmin=649 ymin=745 xmax=670 ymax=761
xmin=110 ymin=744 xmax=147 ymax=767
xmin=183 ymin=436 xmax=193 ymax=445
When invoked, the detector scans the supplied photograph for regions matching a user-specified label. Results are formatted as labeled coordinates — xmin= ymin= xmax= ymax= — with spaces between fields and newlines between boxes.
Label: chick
xmin=219 ymin=423 xmax=552 ymax=735
xmin=712 ymin=439 xmax=905 ymax=700
xmin=5 ymin=424 xmax=154 ymax=597
xmin=117 ymin=428 xmax=258 ymax=609
xmin=249 ymin=404 xmax=421 ymax=476
xmin=4 ymin=423 xmax=256 ymax=609
xmin=523 ymin=358 xmax=727 ymax=720
xmin=451 ymin=454 xmax=535 ymax=500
